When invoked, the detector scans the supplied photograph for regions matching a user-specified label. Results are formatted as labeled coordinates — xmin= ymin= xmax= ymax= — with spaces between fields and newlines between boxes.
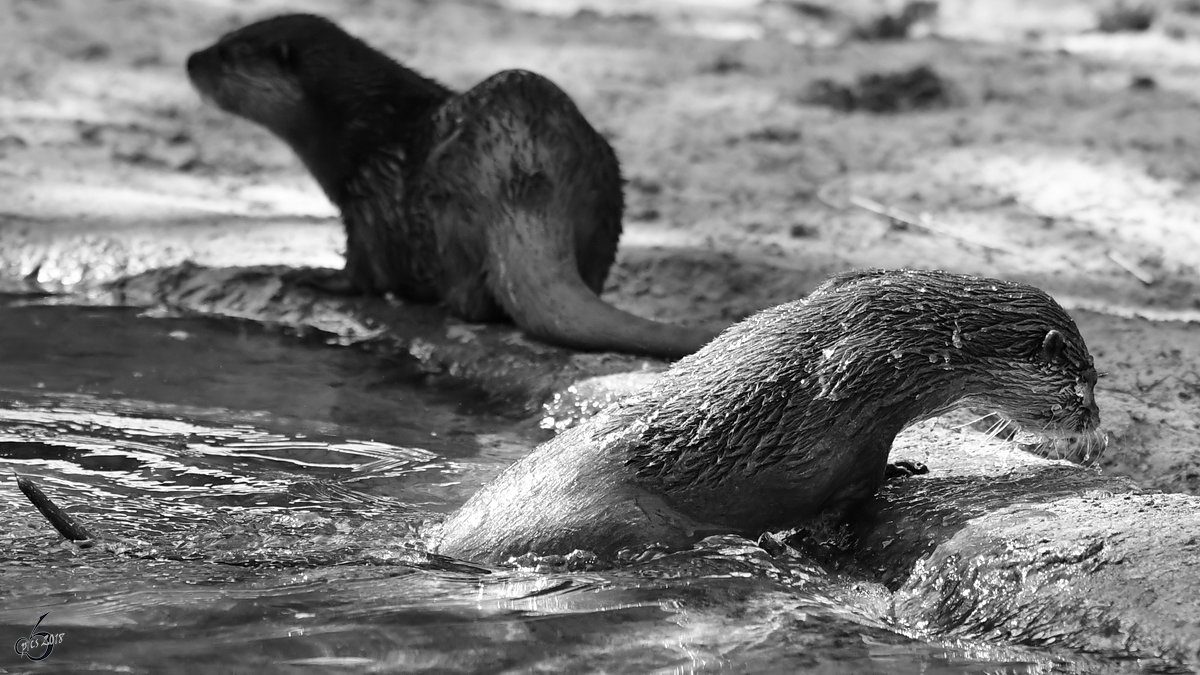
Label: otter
xmin=185 ymin=14 xmax=718 ymax=358
xmin=434 ymin=269 xmax=1103 ymax=563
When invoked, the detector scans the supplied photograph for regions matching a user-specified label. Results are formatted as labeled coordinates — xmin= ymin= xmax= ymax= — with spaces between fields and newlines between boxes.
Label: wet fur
xmin=186 ymin=14 xmax=716 ymax=358
xmin=435 ymin=270 xmax=1102 ymax=563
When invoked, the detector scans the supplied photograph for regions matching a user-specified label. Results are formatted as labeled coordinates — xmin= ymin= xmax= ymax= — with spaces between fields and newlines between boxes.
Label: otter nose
xmin=185 ymin=48 xmax=218 ymax=80
xmin=185 ymin=51 xmax=201 ymax=77
xmin=185 ymin=49 xmax=219 ymax=93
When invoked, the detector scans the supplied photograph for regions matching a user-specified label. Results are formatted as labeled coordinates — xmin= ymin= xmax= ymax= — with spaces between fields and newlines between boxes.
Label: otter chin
xmin=185 ymin=14 xmax=718 ymax=358
xmin=433 ymin=269 xmax=1103 ymax=563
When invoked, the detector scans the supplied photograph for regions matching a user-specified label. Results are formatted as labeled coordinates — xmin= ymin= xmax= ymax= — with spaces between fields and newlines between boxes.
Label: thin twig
xmin=846 ymin=195 xmax=1021 ymax=256
xmin=1106 ymin=250 xmax=1157 ymax=286
xmin=814 ymin=179 xmax=847 ymax=212
xmin=14 ymin=474 xmax=96 ymax=547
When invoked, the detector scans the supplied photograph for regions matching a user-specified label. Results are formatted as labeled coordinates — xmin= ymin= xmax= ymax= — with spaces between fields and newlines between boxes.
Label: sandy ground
xmin=0 ymin=0 xmax=1197 ymax=492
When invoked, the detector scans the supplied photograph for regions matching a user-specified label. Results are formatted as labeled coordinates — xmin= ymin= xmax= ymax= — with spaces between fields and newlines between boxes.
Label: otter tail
xmin=485 ymin=174 xmax=720 ymax=359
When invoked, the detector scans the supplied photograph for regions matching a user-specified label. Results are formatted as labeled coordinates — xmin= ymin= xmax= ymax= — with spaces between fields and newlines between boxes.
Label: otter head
xmin=186 ymin=13 xmax=448 ymax=132
xmin=809 ymin=269 xmax=1101 ymax=443
xmin=186 ymin=14 xmax=449 ymax=201
xmin=185 ymin=14 xmax=350 ymax=135
xmin=962 ymin=321 xmax=1099 ymax=434
xmin=951 ymin=294 xmax=1104 ymax=462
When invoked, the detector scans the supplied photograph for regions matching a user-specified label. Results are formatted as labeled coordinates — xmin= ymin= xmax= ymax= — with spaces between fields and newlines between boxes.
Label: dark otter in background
xmin=435 ymin=269 xmax=1103 ymax=563
xmin=185 ymin=14 xmax=718 ymax=358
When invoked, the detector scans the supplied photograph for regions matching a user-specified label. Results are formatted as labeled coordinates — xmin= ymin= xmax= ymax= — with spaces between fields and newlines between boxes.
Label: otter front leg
xmin=815 ymin=440 xmax=898 ymax=524
xmin=283 ymin=238 xmax=376 ymax=295
xmin=283 ymin=204 xmax=390 ymax=296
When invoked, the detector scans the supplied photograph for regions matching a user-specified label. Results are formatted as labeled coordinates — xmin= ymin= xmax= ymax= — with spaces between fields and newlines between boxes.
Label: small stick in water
xmin=14 ymin=474 xmax=96 ymax=548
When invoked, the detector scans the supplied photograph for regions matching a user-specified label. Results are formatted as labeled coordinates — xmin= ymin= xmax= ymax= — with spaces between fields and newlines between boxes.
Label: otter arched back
xmin=434 ymin=270 xmax=1104 ymax=563
xmin=186 ymin=14 xmax=717 ymax=358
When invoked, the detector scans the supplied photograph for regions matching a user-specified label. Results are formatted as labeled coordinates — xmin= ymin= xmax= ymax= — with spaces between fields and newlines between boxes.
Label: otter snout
xmin=185 ymin=48 xmax=215 ymax=91
xmin=185 ymin=50 xmax=204 ymax=80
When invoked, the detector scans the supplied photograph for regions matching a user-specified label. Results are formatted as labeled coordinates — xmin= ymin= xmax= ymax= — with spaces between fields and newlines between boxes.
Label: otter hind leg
xmin=426 ymin=188 xmax=506 ymax=322
xmin=443 ymin=272 xmax=504 ymax=323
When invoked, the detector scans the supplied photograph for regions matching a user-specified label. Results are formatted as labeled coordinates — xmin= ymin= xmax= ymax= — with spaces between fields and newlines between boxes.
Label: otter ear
xmin=1041 ymin=329 xmax=1066 ymax=362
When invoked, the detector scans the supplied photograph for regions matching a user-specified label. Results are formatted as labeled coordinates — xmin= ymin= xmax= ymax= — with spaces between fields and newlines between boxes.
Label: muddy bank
xmin=863 ymin=426 xmax=1200 ymax=665
xmin=109 ymin=264 xmax=666 ymax=414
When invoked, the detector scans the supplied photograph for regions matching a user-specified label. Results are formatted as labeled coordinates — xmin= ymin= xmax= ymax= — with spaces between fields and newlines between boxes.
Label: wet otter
xmin=184 ymin=14 xmax=717 ymax=359
xmin=434 ymin=269 xmax=1103 ymax=563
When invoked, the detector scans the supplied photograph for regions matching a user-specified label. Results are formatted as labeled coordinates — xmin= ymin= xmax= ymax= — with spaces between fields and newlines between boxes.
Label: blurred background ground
xmin=0 ymin=0 xmax=1197 ymax=493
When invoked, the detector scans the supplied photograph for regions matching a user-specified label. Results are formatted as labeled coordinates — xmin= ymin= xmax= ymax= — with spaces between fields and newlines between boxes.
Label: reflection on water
xmin=0 ymin=304 xmax=1163 ymax=673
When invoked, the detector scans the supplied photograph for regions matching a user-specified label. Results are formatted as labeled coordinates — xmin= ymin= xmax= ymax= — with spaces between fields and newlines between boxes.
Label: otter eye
xmin=222 ymin=41 xmax=255 ymax=61
xmin=1040 ymin=329 xmax=1066 ymax=363
xmin=272 ymin=42 xmax=291 ymax=66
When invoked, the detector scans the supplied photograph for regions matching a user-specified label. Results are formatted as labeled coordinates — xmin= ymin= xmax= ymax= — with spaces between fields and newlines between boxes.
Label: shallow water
xmin=0 ymin=302 xmax=1170 ymax=673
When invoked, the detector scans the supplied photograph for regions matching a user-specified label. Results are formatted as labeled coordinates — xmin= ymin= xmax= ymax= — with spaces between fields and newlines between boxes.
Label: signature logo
xmin=13 ymin=612 xmax=64 ymax=662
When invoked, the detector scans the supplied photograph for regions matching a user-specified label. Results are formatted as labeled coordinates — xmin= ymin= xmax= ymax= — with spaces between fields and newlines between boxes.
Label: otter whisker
xmin=952 ymin=411 xmax=999 ymax=431
xmin=983 ymin=418 xmax=1011 ymax=444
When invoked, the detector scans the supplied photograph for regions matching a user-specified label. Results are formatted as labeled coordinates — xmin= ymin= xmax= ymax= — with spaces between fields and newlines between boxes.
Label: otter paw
xmin=283 ymin=267 xmax=363 ymax=296
xmin=757 ymin=531 xmax=789 ymax=557
xmin=885 ymin=460 xmax=929 ymax=479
